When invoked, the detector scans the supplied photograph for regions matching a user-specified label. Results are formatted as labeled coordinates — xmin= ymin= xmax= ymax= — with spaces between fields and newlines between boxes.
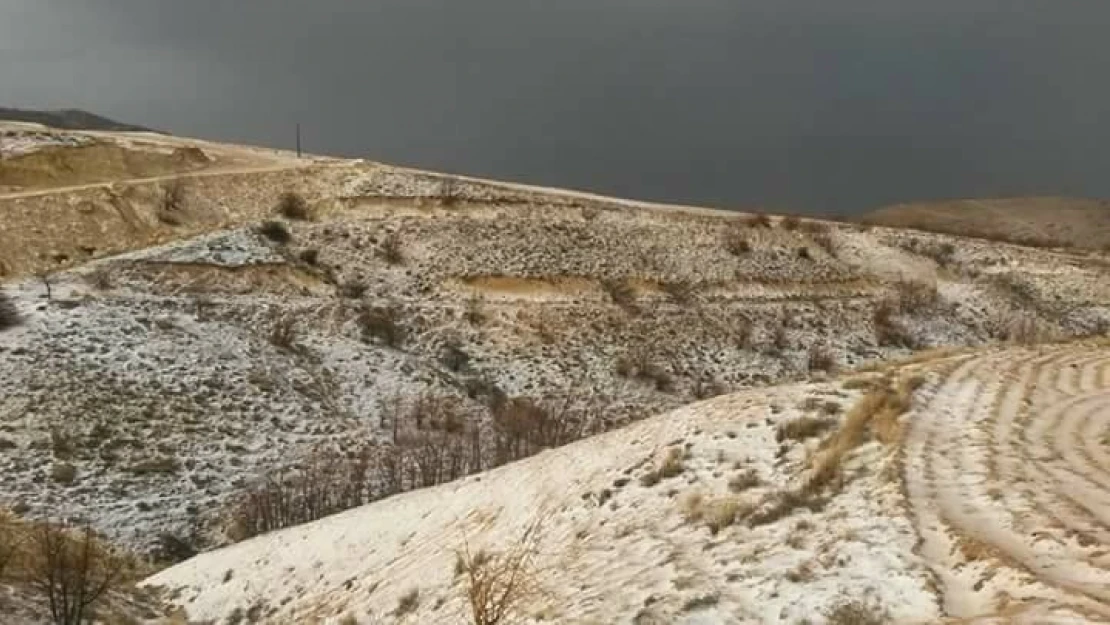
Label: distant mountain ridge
xmin=0 ymin=107 xmax=156 ymax=132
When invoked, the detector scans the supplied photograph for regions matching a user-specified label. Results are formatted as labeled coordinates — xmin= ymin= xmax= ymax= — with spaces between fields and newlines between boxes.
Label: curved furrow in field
xmin=903 ymin=342 xmax=1110 ymax=621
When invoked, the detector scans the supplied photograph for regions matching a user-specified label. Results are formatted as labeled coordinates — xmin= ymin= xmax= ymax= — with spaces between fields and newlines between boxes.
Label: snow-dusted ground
xmin=144 ymin=379 xmax=939 ymax=624
xmin=0 ymin=128 xmax=93 ymax=158
xmin=2 ymin=159 xmax=1109 ymax=561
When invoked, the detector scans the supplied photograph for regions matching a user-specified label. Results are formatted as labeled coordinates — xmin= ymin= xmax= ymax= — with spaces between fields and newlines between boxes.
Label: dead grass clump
xmin=804 ymin=375 xmax=923 ymax=493
xmin=358 ymin=304 xmax=404 ymax=347
xmin=339 ymin=282 xmax=367 ymax=299
xmin=438 ymin=178 xmax=460 ymax=207
xmin=776 ymin=416 xmax=836 ymax=443
xmin=780 ymin=215 xmax=801 ymax=231
xmin=458 ymin=519 xmax=544 ymax=625
xmin=824 ymin=599 xmax=890 ymax=625
xmin=257 ymin=220 xmax=292 ymax=244
xmin=378 ymin=232 xmax=404 ymax=264
xmin=807 ymin=346 xmax=836 ymax=373
xmin=747 ymin=489 xmax=827 ymax=527
xmin=0 ymin=290 xmax=21 ymax=331
xmin=276 ymin=191 xmax=310 ymax=220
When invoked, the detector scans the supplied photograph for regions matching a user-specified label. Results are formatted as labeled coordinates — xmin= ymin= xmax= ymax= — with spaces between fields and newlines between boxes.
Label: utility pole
xmin=295 ymin=123 xmax=302 ymax=158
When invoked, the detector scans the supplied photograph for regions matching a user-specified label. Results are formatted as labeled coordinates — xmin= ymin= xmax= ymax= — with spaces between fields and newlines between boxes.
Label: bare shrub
xmin=339 ymin=281 xmax=367 ymax=299
xmin=811 ymin=232 xmax=837 ymax=257
xmin=602 ymin=279 xmax=637 ymax=312
xmin=276 ymin=191 xmax=310 ymax=220
xmin=157 ymin=179 xmax=187 ymax=225
xmin=661 ymin=280 xmax=695 ymax=305
xmin=378 ymin=232 xmax=404 ymax=264
xmin=894 ymin=280 xmax=939 ymax=313
xmin=780 ymin=215 xmax=801 ymax=231
xmin=464 ymin=296 xmax=487 ymax=326
xmin=771 ymin=324 xmax=790 ymax=352
xmin=872 ymin=299 xmax=917 ymax=348
xmin=438 ymin=178 xmax=460 ymax=207
xmin=50 ymin=463 xmax=77 ymax=484
xmin=990 ymin=310 xmax=1047 ymax=345
xmin=268 ymin=314 xmax=297 ymax=351
xmin=0 ymin=290 xmax=21 ymax=331
xmin=357 ymin=304 xmax=404 ymax=347
xmin=807 ymin=346 xmax=836 ymax=373
xmin=257 ymin=220 xmax=292 ymax=244
xmin=722 ymin=227 xmax=752 ymax=256
xmin=395 ymin=588 xmax=421 ymax=617
xmin=298 ymin=248 xmax=320 ymax=265
xmin=28 ymin=523 xmax=130 ymax=625
xmin=83 ymin=268 xmax=113 ymax=291
xmin=743 ymin=213 xmax=772 ymax=228
xmin=0 ymin=514 xmax=16 ymax=581
xmin=728 ymin=469 xmax=761 ymax=493
xmin=490 ymin=397 xmax=586 ymax=466
xmin=458 ymin=519 xmax=544 ymax=625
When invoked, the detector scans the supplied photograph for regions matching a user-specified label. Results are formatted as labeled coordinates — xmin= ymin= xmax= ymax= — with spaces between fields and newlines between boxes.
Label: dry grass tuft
xmin=807 ymin=346 xmax=836 ymax=373
xmin=743 ymin=213 xmax=773 ymax=228
xmin=722 ymin=227 xmax=753 ymax=256
xmin=776 ymin=416 xmax=836 ymax=443
xmin=804 ymin=374 xmax=924 ymax=493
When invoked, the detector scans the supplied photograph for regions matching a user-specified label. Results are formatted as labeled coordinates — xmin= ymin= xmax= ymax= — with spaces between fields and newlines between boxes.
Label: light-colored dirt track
xmin=904 ymin=341 xmax=1110 ymax=621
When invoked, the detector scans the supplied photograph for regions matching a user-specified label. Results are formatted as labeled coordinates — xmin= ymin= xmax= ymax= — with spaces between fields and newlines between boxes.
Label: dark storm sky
xmin=3 ymin=1 xmax=1109 ymax=213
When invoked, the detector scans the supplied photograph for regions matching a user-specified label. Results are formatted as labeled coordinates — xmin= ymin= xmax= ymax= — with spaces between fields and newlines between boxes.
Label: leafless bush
xmin=743 ymin=213 xmax=772 ymax=228
xmin=722 ymin=227 xmax=752 ymax=256
xmin=339 ymin=281 xmax=367 ymax=299
xmin=602 ymin=279 xmax=637 ymax=312
xmin=83 ymin=268 xmax=113 ymax=291
xmin=811 ymin=232 xmax=837 ymax=257
xmin=268 ymin=314 xmax=298 ymax=351
xmin=357 ymin=304 xmax=404 ymax=347
xmin=464 ymin=296 xmax=487 ymax=326
xmin=894 ymin=280 xmax=939 ymax=313
xmin=458 ymin=519 xmax=544 ymax=625
xmin=491 ymin=397 xmax=586 ymax=466
xmin=807 ymin=345 xmax=836 ymax=373
xmin=395 ymin=588 xmax=421 ymax=617
xmin=377 ymin=232 xmax=404 ymax=264
xmin=157 ymin=179 xmax=187 ymax=225
xmin=257 ymin=220 xmax=292 ymax=244
xmin=780 ymin=215 xmax=801 ymax=231
xmin=872 ymin=299 xmax=917 ymax=348
xmin=0 ymin=290 xmax=21 ymax=331
xmin=438 ymin=178 xmax=461 ymax=207
xmin=0 ymin=514 xmax=15 ymax=581
xmin=28 ymin=523 xmax=130 ymax=625
xmin=661 ymin=280 xmax=695 ymax=305
xmin=989 ymin=310 xmax=1047 ymax=345
xmin=276 ymin=191 xmax=310 ymax=220
xmin=298 ymin=248 xmax=320 ymax=265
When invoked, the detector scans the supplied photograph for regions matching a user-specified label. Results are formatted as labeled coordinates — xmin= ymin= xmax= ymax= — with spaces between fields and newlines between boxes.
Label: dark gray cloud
xmin=3 ymin=0 xmax=1109 ymax=212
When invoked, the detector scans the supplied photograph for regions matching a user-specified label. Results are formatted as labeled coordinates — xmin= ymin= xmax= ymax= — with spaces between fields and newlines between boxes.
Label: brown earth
xmin=862 ymin=197 xmax=1110 ymax=250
